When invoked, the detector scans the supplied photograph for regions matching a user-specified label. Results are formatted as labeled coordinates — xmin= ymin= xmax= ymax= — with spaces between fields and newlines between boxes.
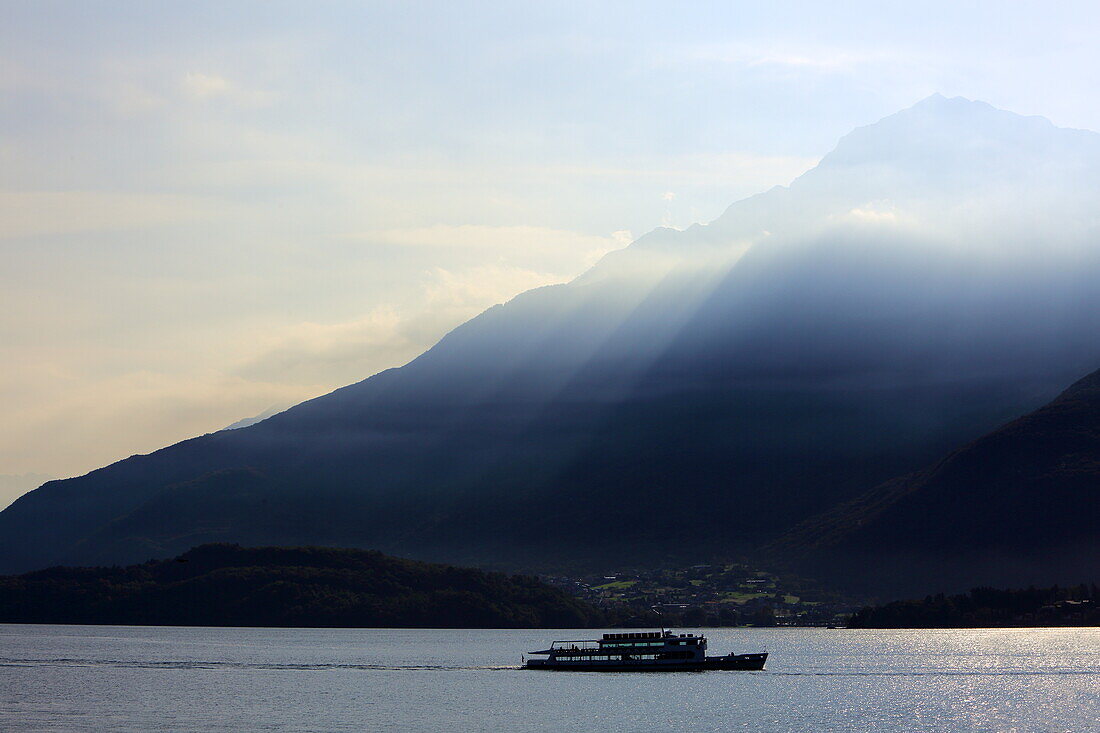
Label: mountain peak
xmin=910 ymin=92 xmax=979 ymax=110
xmin=799 ymin=93 xmax=1100 ymax=196
xmin=905 ymin=92 xmax=976 ymax=114
xmin=824 ymin=95 xmax=1043 ymax=162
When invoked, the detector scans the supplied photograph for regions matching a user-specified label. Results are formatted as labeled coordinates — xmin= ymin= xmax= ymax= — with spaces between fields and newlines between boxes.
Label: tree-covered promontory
xmin=848 ymin=585 xmax=1099 ymax=628
xmin=0 ymin=544 xmax=606 ymax=628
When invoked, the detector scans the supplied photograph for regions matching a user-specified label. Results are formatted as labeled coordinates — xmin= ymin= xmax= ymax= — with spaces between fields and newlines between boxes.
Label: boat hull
xmin=525 ymin=653 xmax=767 ymax=672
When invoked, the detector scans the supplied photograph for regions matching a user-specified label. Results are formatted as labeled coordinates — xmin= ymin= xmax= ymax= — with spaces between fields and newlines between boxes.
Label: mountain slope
xmin=769 ymin=368 xmax=1100 ymax=594
xmin=3 ymin=95 xmax=1100 ymax=575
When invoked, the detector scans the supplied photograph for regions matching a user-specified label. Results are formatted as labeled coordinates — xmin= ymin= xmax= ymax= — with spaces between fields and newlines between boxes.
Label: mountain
xmin=0 ymin=543 xmax=605 ymax=627
xmin=220 ymin=405 xmax=288 ymax=431
xmin=769 ymin=368 xmax=1100 ymax=595
xmin=3 ymin=95 xmax=1100 ymax=578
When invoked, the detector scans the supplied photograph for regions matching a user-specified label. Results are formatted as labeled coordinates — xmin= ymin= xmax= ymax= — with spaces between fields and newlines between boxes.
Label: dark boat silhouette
xmin=524 ymin=630 xmax=767 ymax=671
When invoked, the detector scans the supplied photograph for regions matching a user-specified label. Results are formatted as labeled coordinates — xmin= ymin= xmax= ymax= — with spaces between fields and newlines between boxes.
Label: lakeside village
xmin=543 ymin=562 xmax=858 ymax=627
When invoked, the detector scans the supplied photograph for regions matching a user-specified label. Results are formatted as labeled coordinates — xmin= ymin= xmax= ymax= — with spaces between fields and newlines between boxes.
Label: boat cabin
xmin=531 ymin=630 xmax=708 ymax=664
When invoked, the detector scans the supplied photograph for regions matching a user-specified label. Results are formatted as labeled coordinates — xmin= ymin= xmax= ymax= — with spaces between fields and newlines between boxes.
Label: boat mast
xmin=651 ymin=605 xmax=667 ymax=635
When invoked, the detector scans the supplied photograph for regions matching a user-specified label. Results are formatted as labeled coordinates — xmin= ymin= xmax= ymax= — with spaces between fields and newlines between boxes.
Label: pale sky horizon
xmin=3 ymin=1 xmax=1100 ymax=504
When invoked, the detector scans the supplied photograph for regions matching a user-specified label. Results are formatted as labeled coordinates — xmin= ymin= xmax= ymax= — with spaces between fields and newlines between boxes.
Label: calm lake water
xmin=1 ymin=624 xmax=1097 ymax=732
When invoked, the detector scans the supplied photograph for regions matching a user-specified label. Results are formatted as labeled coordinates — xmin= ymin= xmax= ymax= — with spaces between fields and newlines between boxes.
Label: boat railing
xmin=550 ymin=640 xmax=600 ymax=651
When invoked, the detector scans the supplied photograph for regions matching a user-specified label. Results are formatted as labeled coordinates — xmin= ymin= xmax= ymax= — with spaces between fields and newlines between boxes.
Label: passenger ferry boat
xmin=524 ymin=630 xmax=767 ymax=671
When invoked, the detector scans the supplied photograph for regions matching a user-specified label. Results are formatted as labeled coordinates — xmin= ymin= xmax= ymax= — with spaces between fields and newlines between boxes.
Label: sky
xmin=3 ymin=0 xmax=1100 ymax=503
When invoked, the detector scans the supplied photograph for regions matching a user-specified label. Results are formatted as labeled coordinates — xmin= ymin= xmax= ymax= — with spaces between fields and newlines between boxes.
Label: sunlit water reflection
xmin=1 ymin=625 xmax=1097 ymax=731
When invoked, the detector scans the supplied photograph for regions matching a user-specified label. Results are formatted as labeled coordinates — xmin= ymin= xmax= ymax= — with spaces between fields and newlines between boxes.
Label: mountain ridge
xmin=3 ymin=96 xmax=1099 ymax=585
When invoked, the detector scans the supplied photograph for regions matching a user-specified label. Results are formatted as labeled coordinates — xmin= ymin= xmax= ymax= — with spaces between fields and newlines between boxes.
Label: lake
xmin=2 ymin=625 xmax=1097 ymax=731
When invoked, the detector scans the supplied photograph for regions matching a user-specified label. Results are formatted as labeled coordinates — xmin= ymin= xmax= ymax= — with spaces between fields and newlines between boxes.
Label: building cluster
xmin=542 ymin=562 xmax=856 ymax=627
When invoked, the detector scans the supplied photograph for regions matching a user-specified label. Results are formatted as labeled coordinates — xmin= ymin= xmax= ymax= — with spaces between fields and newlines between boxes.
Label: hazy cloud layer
xmin=237 ymin=262 xmax=572 ymax=386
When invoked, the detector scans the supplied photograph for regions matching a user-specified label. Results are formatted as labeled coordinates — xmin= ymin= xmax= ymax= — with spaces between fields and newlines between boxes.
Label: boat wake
xmin=0 ymin=657 xmax=518 ymax=672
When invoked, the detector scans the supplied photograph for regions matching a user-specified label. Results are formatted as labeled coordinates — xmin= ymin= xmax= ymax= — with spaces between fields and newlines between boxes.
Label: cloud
xmin=362 ymin=224 xmax=624 ymax=257
xmin=0 ymin=191 xmax=235 ymax=239
xmin=611 ymin=230 xmax=633 ymax=246
xmin=359 ymin=224 xmax=628 ymax=276
xmin=536 ymin=153 xmax=819 ymax=188
xmin=747 ymin=52 xmax=864 ymax=73
xmin=235 ymin=307 xmax=415 ymax=386
xmin=664 ymin=41 xmax=895 ymax=75
xmin=423 ymin=263 xmax=564 ymax=309
xmin=0 ymin=365 xmax=311 ymax=482
xmin=182 ymin=72 xmax=276 ymax=107
xmin=831 ymin=201 xmax=912 ymax=226
xmin=238 ymin=263 xmax=567 ymax=386
xmin=846 ymin=207 xmax=898 ymax=223
xmin=183 ymin=72 xmax=234 ymax=98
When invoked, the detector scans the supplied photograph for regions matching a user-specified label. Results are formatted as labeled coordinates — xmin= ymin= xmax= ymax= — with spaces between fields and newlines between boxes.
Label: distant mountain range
xmin=2 ymin=96 xmax=1098 ymax=594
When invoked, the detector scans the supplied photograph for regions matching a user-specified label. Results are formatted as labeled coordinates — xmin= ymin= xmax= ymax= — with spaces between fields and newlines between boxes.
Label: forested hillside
xmin=0 ymin=544 xmax=606 ymax=628
xmin=848 ymin=585 xmax=1099 ymax=628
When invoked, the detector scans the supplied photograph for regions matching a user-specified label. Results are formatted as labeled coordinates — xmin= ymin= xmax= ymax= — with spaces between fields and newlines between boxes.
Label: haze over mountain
xmin=220 ymin=405 xmax=288 ymax=432
xmin=3 ymin=96 xmax=1099 ymax=584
